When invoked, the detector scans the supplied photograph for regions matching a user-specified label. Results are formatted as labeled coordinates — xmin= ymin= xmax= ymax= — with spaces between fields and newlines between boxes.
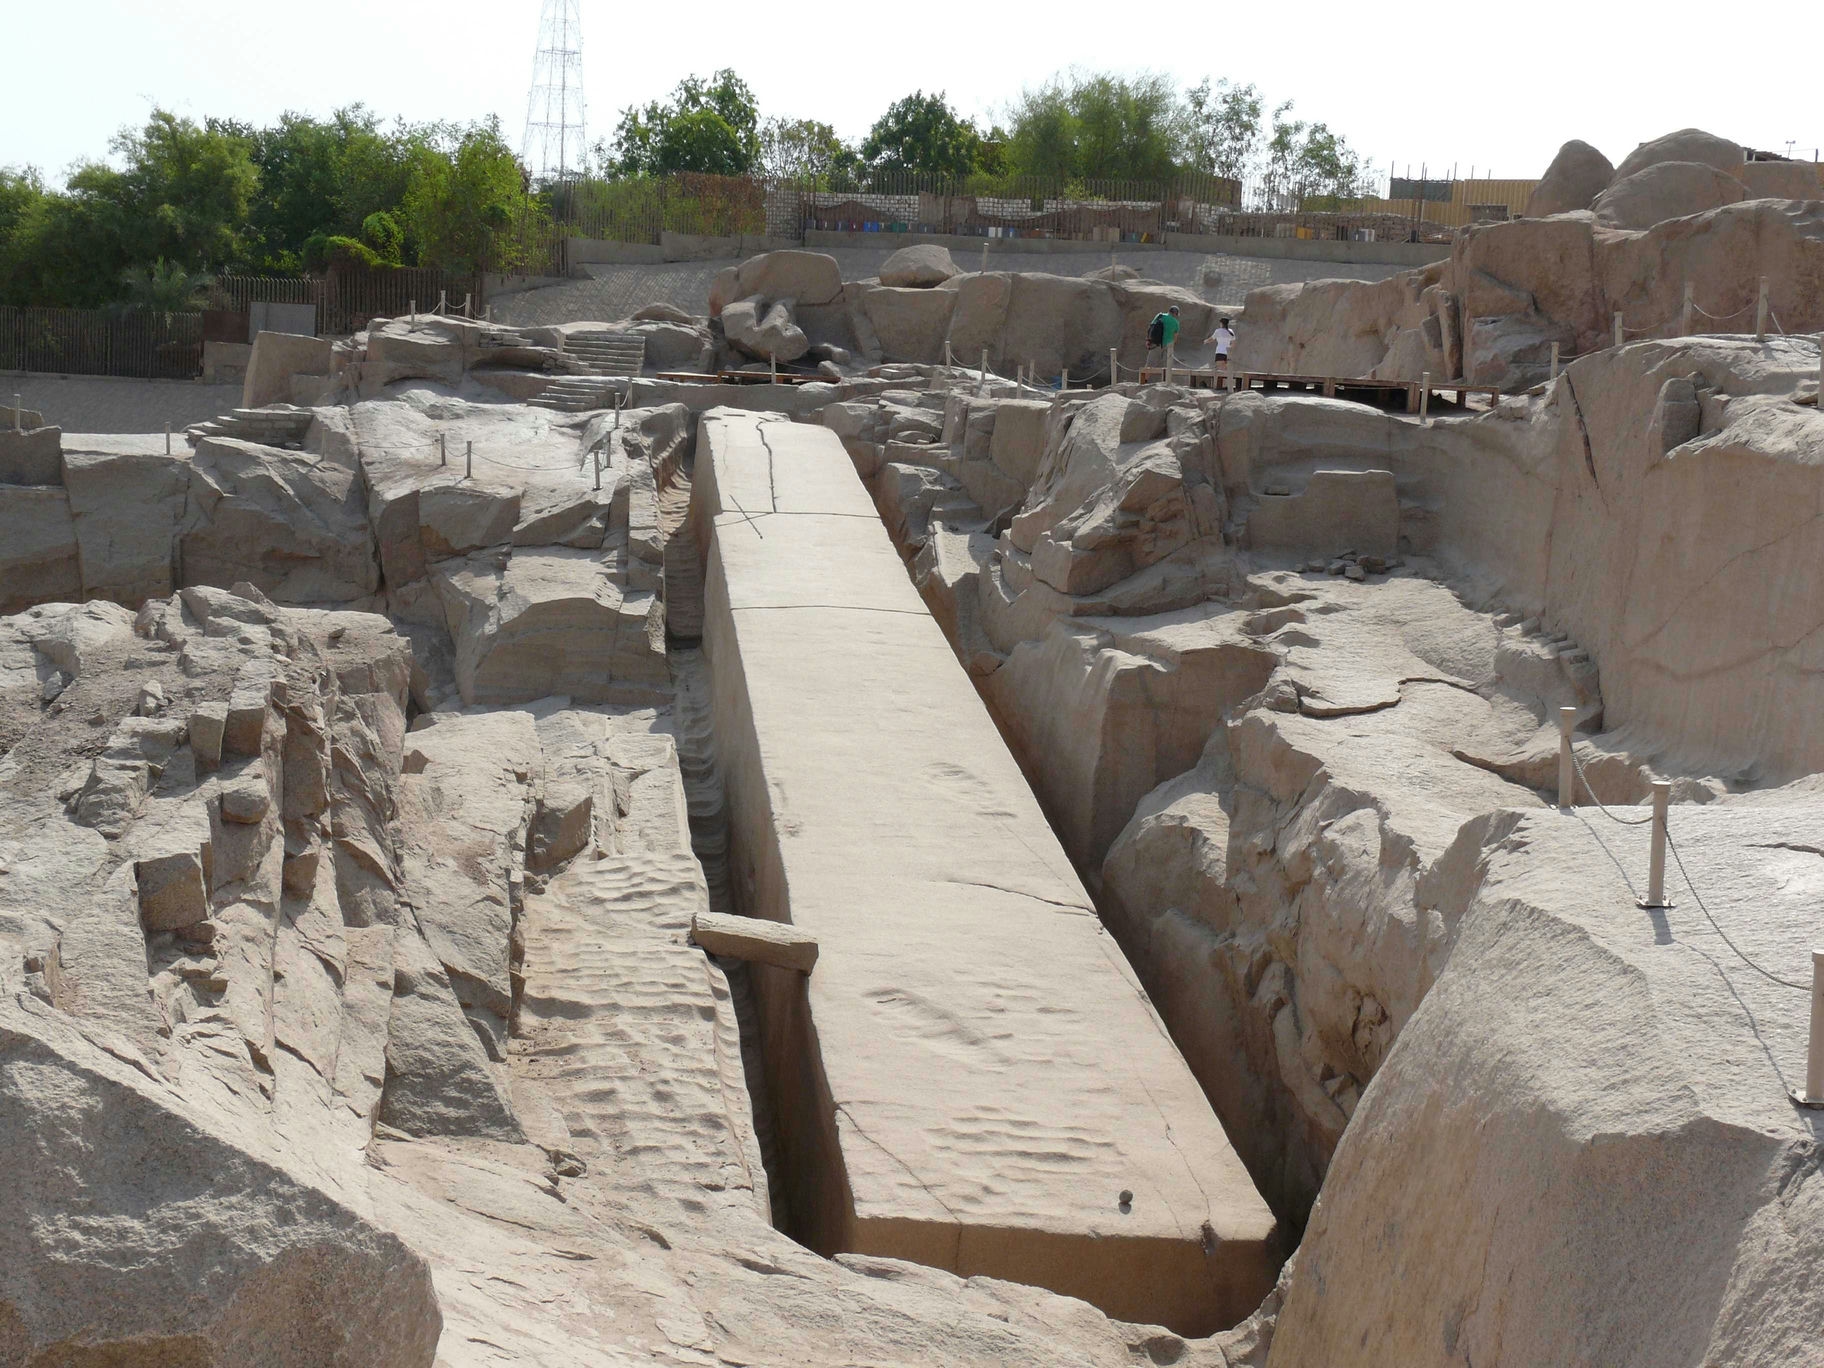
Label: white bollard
xmin=409 ymin=298 xmax=416 ymax=320
xmin=1681 ymin=281 xmax=1694 ymax=336
xmin=1420 ymin=371 xmax=1431 ymax=426
xmin=1613 ymin=312 xmax=1624 ymax=348
xmin=1550 ymin=341 xmax=1560 ymax=382
xmin=980 ymin=242 xmax=989 ymax=273
xmin=1164 ymin=345 xmax=1174 ymax=386
xmin=770 ymin=352 xmax=778 ymax=385
xmin=1558 ymin=705 xmax=1578 ymax=810
xmin=164 ymin=423 xmax=171 ymax=456
xmin=1640 ymin=781 xmax=1671 ymax=908
xmin=1756 ymin=276 xmax=1770 ymax=340
xmin=1795 ymin=950 xmax=1824 ymax=1108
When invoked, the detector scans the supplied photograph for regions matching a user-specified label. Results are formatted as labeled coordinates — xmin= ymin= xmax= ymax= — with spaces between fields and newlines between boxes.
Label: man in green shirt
xmin=1145 ymin=305 xmax=1180 ymax=373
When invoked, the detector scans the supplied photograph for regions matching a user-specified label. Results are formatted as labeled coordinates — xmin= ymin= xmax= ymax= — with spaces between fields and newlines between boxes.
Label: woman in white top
xmin=1207 ymin=316 xmax=1236 ymax=369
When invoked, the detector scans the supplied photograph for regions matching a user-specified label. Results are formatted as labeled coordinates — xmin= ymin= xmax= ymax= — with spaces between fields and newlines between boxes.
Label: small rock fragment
xmin=219 ymin=776 xmax=271 ymax=824
xmin=189 ymin=702 xmax=228 ymax=772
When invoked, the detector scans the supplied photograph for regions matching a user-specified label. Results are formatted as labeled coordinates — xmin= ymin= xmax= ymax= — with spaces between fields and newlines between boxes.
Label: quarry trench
xmin=655 ymin=381 xmax=1617 ymax=1323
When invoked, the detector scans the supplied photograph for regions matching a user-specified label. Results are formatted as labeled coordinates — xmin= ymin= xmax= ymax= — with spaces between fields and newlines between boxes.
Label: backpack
xmin=1146 ymin=314 xmax=1166 ymax=347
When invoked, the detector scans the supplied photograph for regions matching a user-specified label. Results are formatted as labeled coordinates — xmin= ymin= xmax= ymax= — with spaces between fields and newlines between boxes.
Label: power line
xmin=521 ymin=0 xmax=587 ymax=185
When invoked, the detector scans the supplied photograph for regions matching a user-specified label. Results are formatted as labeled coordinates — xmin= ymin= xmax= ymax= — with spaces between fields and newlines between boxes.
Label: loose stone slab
xmin=690 ymin=910 xmax=819 ymax=973
xmin=694 ymin=409 xmax=1279 ymax=1336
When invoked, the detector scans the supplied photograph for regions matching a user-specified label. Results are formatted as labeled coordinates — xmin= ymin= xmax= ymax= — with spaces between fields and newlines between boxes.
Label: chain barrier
xmin=1568 ymin=739 xmax=1810 ymax=993
xmin=1664 ymin=827 xmax=1813 ymax=992
xmin=1688 ymin=299 xmax=1751 ymax=321
xmin=1568 ymin=748 xmax=1656 ymax=825
xmin=354 ymin=438 xmax=586 ymax=474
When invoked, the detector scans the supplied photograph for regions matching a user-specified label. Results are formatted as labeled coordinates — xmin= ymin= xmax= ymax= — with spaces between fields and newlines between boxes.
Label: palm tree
xmin=117 ymin=259 xmax=213 ymax=314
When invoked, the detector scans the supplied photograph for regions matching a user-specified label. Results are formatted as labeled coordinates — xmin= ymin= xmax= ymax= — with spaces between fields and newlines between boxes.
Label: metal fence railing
xmin=512 ymin=168 xmax=1544 ymax=254
xmin=0 ymin=306 xmax=204 ymax=380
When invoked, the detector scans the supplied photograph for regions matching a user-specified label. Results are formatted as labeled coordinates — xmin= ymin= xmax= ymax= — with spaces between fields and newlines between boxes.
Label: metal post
xmin=1796 ymin=951 xmax=1824 ymax=1107
xmin=1558 ymin=706 xmax=1577 ymax=810
xmin=439 ymin=434 xmax=447 ymax=467
xmin=1756 ymin=276 xmax=1769 ymax=339
xmin=1550 ymin=341 xmax=1560 ymax=381
xmin=1681 ymin=281 xmax=1694 ymax=336
xmin=593 ymin=441 xmax=601 ymax=491
xmin=1613 ymin=312 xmax=1624 ymax=349
xmin=770 ymin=352 xmax=778 ymax=384
xmin=1640 ymin=782 xmax=1671 ymax=908
xmin=164 ymin=423 xmax=171 ymax=456
xmin=465 ymin=441 xmax=472 ymax=479
xmin=1110 ymin=347 xmax=1119 ymax=387
xmin=980 ymin=242 xmax=989 ymax=273
xmin=1420 ymin=371 xmax=1431 ymax=426
xmin=409 ymin=298 xmax=416 ymax=320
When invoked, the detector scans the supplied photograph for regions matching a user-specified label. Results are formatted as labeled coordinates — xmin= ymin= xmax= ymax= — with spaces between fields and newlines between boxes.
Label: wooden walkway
xmin=655 ymin=370 xmax=823 ymax=387
xmin=1136 ymin=366 xmax=1501 ymax=411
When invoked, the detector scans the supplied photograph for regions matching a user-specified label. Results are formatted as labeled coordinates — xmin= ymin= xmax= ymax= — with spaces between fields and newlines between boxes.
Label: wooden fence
xmin=0 ymin=307 xmax=204 ymax=380
xmin=212 ymin=265 xmax=479 ymax=337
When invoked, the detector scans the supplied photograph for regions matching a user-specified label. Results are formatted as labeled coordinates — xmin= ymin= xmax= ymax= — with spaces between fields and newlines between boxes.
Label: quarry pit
xmin=4 ymin=126 xmax=1824 ymax=1368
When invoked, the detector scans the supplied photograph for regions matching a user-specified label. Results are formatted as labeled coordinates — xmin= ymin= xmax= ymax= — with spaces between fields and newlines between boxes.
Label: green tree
xmin=757 ymin=116 xmax=859 ymax=183
xmin=400 ymin=118 xmax=545 ymax=274
xmin=116 ymin=258 xmax=212 ymax=312
xmin=75 ymin=109 xmax=260 ymax=271
xmin=1004 ymin=71 xmax=1184 ymax=182
xmin=1264 ymin=103 xmax=1370 ymax=209
xmin=608 ymin=70 xmax=761 ymax=176
xmin=1184 ymin=78 xmax=1263 ymax=188
xmin=860 ymin=91 xmax=987 ymax=178
xmin=224 ymin=106 xmax=422 ymax=270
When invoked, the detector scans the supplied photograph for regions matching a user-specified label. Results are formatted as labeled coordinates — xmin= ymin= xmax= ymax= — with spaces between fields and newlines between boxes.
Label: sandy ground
xmin=4 ymin=373 xmax=243 ymax=435
xmin=490 ymin=246 xmax=1408 ymax=328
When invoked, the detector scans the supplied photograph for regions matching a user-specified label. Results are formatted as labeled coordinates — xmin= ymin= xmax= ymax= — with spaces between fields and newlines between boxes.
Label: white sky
xmin=6 ymin=0 xmax=1821 ymax=189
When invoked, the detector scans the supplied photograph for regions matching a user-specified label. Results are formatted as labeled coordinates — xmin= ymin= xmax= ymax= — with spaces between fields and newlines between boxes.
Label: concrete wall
xmin=534 ymin=228 xmax=1448 ymax=280
xmin=808 ymin=228 xmax=1448 ymax=268
xmin=249 ymin=300 xmax=317 ymax=340
xmin=562 ymin=233 xmax=803 ymax=270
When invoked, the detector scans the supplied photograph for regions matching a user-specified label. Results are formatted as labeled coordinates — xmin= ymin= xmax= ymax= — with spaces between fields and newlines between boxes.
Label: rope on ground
xmin=1570 ymin=747 xmax=1656 ymax=825
xmin=1664 ymin=826 xmax=1813 ymax=991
